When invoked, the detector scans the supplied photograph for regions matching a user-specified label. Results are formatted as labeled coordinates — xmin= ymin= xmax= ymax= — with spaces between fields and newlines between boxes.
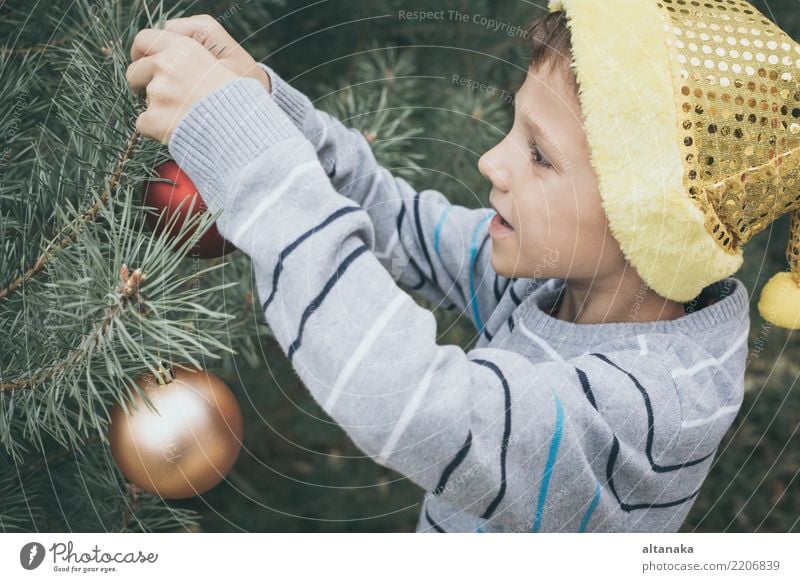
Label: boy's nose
xmin=478 ymin=149 xmax=511 ymax=192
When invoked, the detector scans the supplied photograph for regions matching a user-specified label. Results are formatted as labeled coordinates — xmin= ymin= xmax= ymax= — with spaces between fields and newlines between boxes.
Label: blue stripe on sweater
xmin=531 ymin=393 xmax=564 ymax=532
xmin=431 ymin=205 xmax=472 ymax=310
xmin=433 ymin=206 xmax=451 ymax=256
xmin=468 ymin=211 xmax=495 ymax=331
xmin=579 ymin=480 xmax=602 ymax=532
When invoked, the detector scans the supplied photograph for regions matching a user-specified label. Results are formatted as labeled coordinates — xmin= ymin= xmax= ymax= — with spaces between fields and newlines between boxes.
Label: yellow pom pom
xmin=758 ymin=271 xmax=800 ymax=330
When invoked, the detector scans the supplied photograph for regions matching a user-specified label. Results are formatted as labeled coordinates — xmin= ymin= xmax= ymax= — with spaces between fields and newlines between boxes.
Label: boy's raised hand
xmin=127 ymin=27 xmax=240 ymax=144
xmin=162 ymin=15 xmax=272 ymax=94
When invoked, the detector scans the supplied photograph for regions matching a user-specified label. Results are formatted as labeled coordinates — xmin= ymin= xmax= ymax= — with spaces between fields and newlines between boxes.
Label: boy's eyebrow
xmin=513 ymin=90 xmax=556 ymax=150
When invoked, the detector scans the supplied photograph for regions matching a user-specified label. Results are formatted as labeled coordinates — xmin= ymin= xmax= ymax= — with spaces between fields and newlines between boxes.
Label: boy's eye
xmin=527 ymin=137 xmax=552 ymax=169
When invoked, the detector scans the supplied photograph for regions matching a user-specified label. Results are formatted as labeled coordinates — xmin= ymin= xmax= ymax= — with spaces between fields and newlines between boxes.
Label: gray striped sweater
xmin=167 ymin=64 xmax=751 ymax=533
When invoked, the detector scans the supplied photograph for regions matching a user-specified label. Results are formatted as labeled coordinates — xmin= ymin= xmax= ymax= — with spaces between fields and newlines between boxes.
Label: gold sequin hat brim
xmin=549 ymin=0 xmax=800 ymax=329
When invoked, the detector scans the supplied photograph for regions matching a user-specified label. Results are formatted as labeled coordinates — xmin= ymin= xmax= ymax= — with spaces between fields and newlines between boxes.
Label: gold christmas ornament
xmin=108 ymin=364 xmax=244 ymax=499
xmin=550 ymin=0 xmax=800 ymax=329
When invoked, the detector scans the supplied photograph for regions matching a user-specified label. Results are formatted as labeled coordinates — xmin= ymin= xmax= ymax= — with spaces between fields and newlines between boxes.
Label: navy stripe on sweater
xmin=396 ymin=201 xmax=428 ymax=290
xmin=509 ymin=282 xmax=522 ymax=306
xmin=411 ymin=195 xmax=473 ymax=307
xmin=413 ymin=191 xmax=439 ymax=287
xmin=505 ymin=278 xmax=523 ymax=332
xmin=494 ymin=272 xmax=511 ymax=304
xmin=286 ymin=243 xmax=370 ymax=364
xmin=433 ymin=431 xmax=473 ymax=496
xmin=590 ymin=353 xmax=715 ymax=471
xmin=606 ymin=436 xmax=701 ymax=511
xmin=425 ymin=507 xmax=446 ymax=532
xmin=576 ymin=368 xmax=598 ymax=410
xmin=261 ymin=205 xmax=362 ymax=312
xmin=570 ymin=356 xmax=709 ymax=512
xmin=471 ymin=357 xmax=512 ymax=520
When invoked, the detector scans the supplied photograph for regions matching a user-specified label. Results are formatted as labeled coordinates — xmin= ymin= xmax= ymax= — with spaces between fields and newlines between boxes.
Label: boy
xmin=127 ymin=0 xmax=800 ymax=531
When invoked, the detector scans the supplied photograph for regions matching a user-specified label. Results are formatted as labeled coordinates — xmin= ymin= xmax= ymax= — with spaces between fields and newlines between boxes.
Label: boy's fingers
xmin=130 ymin=28 xmax=191 ymax=62
xmin=135 ymin=109 xmax=156 ymax=139
xmin=126 ymin=56 xmax=156 ymax=93
xmin=164 ymin=15 xmax=218 ymax=44
xmin=164 ymin=15 xmax=233 ymax=53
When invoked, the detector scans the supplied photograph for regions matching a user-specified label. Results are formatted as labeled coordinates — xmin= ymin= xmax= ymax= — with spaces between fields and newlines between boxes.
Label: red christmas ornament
xmin=142 ymin=160 xmax=236 ymax=259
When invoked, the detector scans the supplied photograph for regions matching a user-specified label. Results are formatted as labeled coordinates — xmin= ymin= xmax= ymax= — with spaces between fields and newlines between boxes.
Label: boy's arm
xmin=259 ymin=63 xmax=514 ymax=334
xmin=168 ymin=78 xmax=700 ymax=532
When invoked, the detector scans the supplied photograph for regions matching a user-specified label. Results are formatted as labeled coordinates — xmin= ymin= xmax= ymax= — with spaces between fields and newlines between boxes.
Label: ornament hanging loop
xmin=155 ymin=359 xmax=174 ymax=384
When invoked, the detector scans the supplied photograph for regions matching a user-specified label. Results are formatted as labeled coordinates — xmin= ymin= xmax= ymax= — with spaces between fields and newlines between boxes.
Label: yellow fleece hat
xmin=548 ymin=0 xmax=800 ymax=329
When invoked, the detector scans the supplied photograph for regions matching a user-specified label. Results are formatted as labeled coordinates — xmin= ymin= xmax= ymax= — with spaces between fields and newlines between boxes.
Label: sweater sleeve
xmin=168 ymin=78 xmax=695 ymax=533
xmin=257 ymin=62 xmax=514 ymax=334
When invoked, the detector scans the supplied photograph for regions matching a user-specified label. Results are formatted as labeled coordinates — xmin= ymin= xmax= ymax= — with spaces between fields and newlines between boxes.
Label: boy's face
xmin=478 ymin=63 xmax=628 ymax=283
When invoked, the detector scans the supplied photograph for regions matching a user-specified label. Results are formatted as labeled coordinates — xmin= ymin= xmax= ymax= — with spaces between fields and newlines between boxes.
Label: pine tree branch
xmin=25 ymin=435 xmax=102 ymax=472
xmin=0 ymin=21 xmax=92 ymax=55
xmin=119 ymin=483 xmax=144 ymax=531
xmin=0 ymin=130 xmax=140 ymax=302
xmin=0 ymin=262 xmax=146 ymax=392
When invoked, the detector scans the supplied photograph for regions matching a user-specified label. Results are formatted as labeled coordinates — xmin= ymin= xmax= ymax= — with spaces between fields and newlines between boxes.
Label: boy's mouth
xmin=490 ymin=200 xmax=514 ymax=229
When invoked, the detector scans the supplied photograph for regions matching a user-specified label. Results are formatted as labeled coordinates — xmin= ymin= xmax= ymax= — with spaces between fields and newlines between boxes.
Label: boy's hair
xmin=524 ymin=10 xmax=577 ymax=92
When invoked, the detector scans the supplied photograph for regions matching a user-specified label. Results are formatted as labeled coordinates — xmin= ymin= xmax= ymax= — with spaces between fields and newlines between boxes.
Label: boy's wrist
xmin=248 ymin=65 xmax=272 ymax=94
xmin=167 ymin=76 xmax=305 ymax=215
xmin=257 ymin=62 xmax=314 ymax=129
